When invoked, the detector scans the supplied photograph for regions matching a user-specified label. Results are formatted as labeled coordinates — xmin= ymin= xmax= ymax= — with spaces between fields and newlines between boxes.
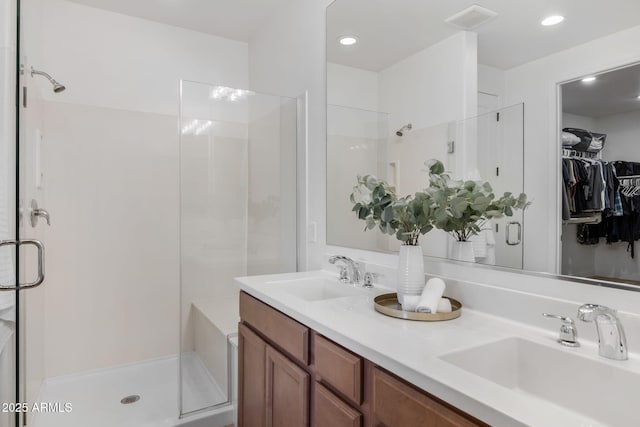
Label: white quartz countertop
xmin=235 ymin=270 xmax=640 ymax=427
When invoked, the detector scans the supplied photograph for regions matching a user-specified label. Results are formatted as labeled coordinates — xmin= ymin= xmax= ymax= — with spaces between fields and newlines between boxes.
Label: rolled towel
xmin=401 ymin=295 xmax=421 ymax=312
xmin=416 ymin=278 xmax=446 ymax=313
xmin=437 ymin=298 xmax=452 ymax=313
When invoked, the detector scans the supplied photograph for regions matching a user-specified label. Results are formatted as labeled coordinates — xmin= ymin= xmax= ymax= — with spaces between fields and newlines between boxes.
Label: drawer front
xmin=313 ymin=383 xmax=362 ymax=427
xmin=240 ymin=291 xmax=309 ymax=365
xmin=372 ymin=367 xmax=485 ymax=427
xmin=313 ymin=333 xmax=363 ymax=405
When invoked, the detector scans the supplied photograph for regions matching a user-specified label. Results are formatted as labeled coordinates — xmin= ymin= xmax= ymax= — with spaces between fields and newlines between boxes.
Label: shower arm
xmin=31 ymin=68 xmax=55 ymax=82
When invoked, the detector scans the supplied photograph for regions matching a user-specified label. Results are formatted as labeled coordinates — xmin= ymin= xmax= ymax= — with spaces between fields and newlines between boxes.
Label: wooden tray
xmin=373 ymin=293 xmax=461 ymax=321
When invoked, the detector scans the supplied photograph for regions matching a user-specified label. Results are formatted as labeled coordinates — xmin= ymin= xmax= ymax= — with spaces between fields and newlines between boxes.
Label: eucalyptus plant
xmin=350 ymin=175 xmax=435 ymax=245
xmin=350 ymin=160 xmax=529 ymax=246
xmin=425 ymin=159 xmax=530 ymax=242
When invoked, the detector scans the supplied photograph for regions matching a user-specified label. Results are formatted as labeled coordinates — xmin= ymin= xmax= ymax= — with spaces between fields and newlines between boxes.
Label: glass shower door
xmin=0 ymin=0 xmax=19 ymax=425
xmin=179 ymin=80 xmax=297 ymax=417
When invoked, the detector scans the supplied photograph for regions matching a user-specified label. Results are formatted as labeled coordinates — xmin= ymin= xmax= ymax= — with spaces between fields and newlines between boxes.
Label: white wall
xmin=379 ymin=32 xmax=477 ymax=136
xmin=599 ymin=109 xmax=640 ymax=161
xmin=504 ymin=24 xmax=640 ymax=274
xmin=28 ymin=0 xmax=248 ymax=378
xmin=249 ymin=0 xmax=332 ymax=270
xmin=327 ymin=62 xmax=379 ymax=111
xmin=562 ymin=112 xmax=597 ymax=132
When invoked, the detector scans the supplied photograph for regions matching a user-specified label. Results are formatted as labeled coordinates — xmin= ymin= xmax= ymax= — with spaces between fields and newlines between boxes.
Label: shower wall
xmin=24 ymin=0 xmax=249 ymax=381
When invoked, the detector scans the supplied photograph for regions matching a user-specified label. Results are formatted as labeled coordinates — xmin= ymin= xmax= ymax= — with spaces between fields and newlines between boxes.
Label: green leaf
xmin=382 ymin=205 xmax=394 ymax=222
xmin=358 ymin=206 xmax=368 ymax=219
xmin=426 ymin=159 xmax=445 ymax=175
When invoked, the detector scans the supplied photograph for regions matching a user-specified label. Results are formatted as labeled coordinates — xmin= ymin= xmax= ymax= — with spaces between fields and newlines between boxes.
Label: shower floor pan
xmin=29 ymin=353 xmax=232 ymax=427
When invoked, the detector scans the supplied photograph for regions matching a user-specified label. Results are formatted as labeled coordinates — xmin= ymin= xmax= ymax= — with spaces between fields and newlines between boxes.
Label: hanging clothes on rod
xmin=575 ymin=161 xmax=640 ymax=258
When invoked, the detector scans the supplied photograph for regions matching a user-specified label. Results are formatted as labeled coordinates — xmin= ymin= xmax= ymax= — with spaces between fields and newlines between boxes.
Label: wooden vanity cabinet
xmin=238 ymin=291 xmax=485 ymax=427
xmin=238 ymin=323 xmax=310 ymax=427
xmin=371 ymin=367 xmax=486 ymax=427
xmin=313 ymin=382 xmax=362 ymax=427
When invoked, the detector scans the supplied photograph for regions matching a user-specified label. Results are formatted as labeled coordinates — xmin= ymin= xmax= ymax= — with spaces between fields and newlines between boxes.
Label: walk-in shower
xmin=2 ymin=2 xmax=298 ymax=426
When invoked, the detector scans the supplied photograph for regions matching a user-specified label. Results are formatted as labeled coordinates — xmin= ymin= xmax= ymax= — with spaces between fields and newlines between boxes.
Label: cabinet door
xmin=313 ymin=382 xmax=362 ymax=427
xmin=238 ymin=324 xmax=267 ymax=427
xmin=372 ymin=368 xmax=483 ymax=427
xmin=266 ymin=345 xmax=310 ymax=427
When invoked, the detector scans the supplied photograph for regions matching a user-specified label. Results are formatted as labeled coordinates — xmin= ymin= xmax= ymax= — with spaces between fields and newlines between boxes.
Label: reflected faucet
xmin=328 ymin=255 xmax=362 ymax=285
xmin=577 ymin=304 xmax=627 ymax=360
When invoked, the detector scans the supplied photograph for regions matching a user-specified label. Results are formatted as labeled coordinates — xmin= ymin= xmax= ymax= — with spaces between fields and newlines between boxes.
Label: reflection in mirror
xmin=326 ymin=0 xmax=526 ymax=270
xmin=326 ymin=0 xmax=640 ymax=290
xmin=560 ymin=63 xmax=640 ymax=286
xmin=327 ymin=103 xmax=525 ymax=268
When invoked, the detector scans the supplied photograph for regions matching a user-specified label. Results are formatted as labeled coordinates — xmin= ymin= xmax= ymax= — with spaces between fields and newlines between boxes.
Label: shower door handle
xmin=0 ymin=239 xmax=45 ymax=290
xmin=505 ymin=221 xmax=522 ymax=246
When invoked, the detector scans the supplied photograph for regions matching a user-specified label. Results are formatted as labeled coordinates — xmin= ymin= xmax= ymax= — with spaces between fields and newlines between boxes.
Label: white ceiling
xmin=562 ymin=64 xmax=640 ymax=118
xmin=327 ymin=0 xmax=640 ymax=71
xmin=66 ymin=0 xmax=292 ymax=42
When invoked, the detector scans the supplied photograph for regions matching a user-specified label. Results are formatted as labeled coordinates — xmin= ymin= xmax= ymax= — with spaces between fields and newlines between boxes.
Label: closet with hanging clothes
xmin=559 ymin=70 xmax=640 ymax=285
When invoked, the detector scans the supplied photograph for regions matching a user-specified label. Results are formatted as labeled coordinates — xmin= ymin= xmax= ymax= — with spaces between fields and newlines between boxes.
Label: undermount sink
xmin=440 ymin=338 xmax=640 ymax=426
xmin=268 ymin=276 xmax=366 ymax=301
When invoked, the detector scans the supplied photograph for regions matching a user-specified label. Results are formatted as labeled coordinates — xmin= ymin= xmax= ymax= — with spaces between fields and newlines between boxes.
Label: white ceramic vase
xmin=448 ymin=240 xmax=475 ymax=262
xmin=397 ymin=244 xmax=425 ymax=305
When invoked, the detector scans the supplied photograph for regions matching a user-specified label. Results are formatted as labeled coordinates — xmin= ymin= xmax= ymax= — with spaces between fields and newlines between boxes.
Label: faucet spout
xmin=577 ymin=304 xmax=627 ymax=360
xmin=328 ymin=255 xmax=362 ymax=285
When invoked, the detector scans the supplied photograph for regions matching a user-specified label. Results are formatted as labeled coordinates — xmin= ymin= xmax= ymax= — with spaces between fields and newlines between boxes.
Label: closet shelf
xmin=563 ymin=216 xmax=601 ymax=225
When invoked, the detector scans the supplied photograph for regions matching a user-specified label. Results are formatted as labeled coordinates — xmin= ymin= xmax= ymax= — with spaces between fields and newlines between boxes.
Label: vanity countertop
xmin=235 ymin=270 xmax=640 ymax=427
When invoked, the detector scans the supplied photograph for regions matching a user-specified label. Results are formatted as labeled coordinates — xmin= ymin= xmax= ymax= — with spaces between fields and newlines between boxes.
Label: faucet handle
xmin=543 ymin=313 xmax=580 ymax=347
xmin=363 ymin=272 xmax=378 ymax=288
xmin=336 ymin=265 xmax=349 ymax=282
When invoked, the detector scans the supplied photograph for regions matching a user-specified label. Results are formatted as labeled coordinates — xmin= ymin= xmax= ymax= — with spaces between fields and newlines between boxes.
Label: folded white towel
xmin=437 ymin=298 xmax=452 ymax=313
xmin=416 ymin=278 xmax=446 ymax=313
xmin=401 ymin=295 xmax=421 ymax=312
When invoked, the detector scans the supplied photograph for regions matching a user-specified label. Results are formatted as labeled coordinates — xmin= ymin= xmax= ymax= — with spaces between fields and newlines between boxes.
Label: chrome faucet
xmin=542 ymin=313 xmax=580 ymax=347
xmin=577 ymin=304 xmax=628 ymax=360
xmin=328 ymin=255 xmax=362 ymax=285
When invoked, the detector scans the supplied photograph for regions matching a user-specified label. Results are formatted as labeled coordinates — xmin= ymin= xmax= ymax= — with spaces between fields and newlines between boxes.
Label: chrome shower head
xmin=52 ymin=82 xmax=66 ymax=93
xmin=395 ymin=123 xmax=412 ymax=137
xmin=31 ymin=67 xmax=66 ymax=93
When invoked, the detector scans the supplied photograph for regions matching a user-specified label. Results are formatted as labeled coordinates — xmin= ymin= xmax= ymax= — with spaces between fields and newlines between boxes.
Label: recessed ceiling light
xmin=541 ymin=15 xmax=564 ymax=26
xmin=581 ymin=76 xmax=597 ymax=83
xmin=339 ymin=36 xmax=357 ymax=46
xmin=637 ymin=95 xmax=640 ymax=100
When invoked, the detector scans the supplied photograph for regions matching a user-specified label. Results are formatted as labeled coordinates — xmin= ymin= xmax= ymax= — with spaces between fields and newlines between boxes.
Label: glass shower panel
xmin=326 ymin=104 xmax=389 ymax=251
xmin=0 ymin=0 xmax=17 ymax=425
xmin=179 ymin=81 xmax=297 ymax=416
xmin=453 ymin=103 xmax=525 ymax=269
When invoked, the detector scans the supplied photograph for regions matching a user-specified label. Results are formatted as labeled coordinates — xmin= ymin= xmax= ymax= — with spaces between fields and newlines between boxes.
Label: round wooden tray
xmin=373 ymin=293 xmax=462 ymax=321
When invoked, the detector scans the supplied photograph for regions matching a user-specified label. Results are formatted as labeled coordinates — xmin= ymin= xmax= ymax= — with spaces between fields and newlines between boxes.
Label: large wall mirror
xmin=326 ymin=0 xmax=640 ymax=289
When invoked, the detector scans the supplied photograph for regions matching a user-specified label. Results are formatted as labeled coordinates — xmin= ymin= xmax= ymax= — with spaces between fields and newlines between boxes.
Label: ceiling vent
xmin=445 ymin=5 xmax=498 ymax=30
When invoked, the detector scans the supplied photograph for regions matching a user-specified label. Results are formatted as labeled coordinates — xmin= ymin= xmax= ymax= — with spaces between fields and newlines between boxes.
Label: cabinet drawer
xmin=372 ymin=367 xmax=485 ymax=427
xmin=313 ymin=333 xmax=363 ymax=405
xmin=313 ymin=383 xmax=362 ymax=427
xmin=240 ymin=291 xmax=310 ymax=365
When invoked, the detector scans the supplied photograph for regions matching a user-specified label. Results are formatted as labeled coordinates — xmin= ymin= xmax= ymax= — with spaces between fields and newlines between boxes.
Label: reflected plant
xmin=350 ymin=175 xmax=435 ymax=246
xmin=350 ymin=159 xmax=530 ymax=245
xmin=425 ymin=159 xmax=530 ymax=241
